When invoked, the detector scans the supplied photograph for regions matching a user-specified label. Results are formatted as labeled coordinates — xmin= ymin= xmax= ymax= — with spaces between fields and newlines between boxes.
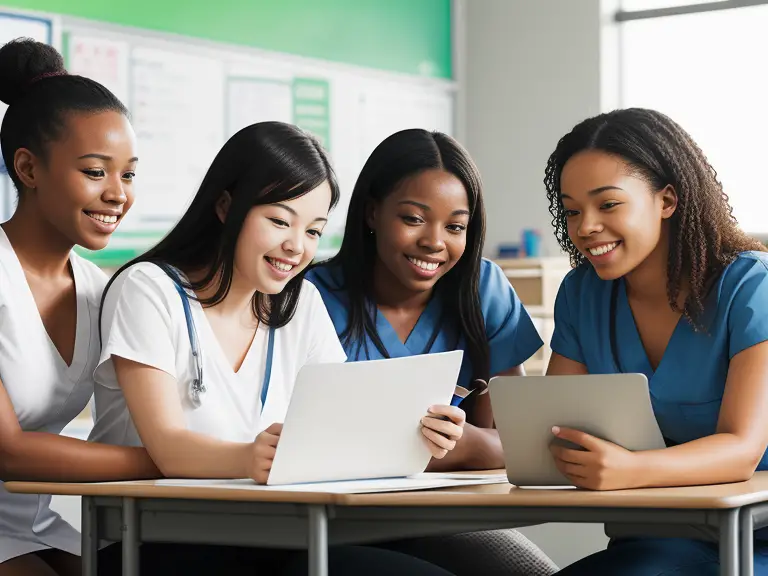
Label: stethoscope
xmin=609 ymin=279 xmax=623 ymax=372
xmin=156 ymin=262 xmax=275 ymax=410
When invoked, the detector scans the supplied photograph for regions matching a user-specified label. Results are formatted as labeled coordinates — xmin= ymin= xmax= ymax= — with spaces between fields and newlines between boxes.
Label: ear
xmin=365 ymin=200 xmax=378 ymax=233
xmin=215 ymin=191 xmax=232 ymax=224
xmin=659 ymin=185 xmax=678 ymax=220
xmin=13 ymin=148 xmax=40 ymax=191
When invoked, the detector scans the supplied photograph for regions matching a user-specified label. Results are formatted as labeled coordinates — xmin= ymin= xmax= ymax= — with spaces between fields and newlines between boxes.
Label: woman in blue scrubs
xmin=544 ymin=108 xmax=768 ymax=575
xmin=306 ymin=129 xmax=559 ymax=576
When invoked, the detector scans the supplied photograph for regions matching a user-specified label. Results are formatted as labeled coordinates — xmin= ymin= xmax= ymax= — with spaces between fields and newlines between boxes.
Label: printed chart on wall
xmin=0 ymin=11 xmax=56 ymax=222
xmin=71 ymin=40 xmax=226 ymax=267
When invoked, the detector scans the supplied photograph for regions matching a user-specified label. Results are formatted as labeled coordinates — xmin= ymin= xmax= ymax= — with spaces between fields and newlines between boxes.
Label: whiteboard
xmin=2 ymin=8 xmax=456 ymax=263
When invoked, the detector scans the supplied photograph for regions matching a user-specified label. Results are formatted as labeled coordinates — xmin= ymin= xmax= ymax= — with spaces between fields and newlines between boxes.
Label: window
xmin=619 ymin=2 xmax=768 ymax=235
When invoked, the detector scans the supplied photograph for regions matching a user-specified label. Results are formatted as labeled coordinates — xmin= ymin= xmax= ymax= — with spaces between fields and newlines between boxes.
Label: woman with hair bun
xmin=0 ymin=38 xmax=157 ymax=576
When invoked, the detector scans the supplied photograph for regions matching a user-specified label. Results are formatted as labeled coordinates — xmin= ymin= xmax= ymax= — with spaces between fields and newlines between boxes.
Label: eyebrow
xmin=78 ymin=153 xmax=139 ymax=163
xmin=560 ymin=185 xmax=624 ymax=200
xmin=398 ymin=200 xmax=470 ymax=217
xmin=274 ymin=202 xmax=328 ymax=223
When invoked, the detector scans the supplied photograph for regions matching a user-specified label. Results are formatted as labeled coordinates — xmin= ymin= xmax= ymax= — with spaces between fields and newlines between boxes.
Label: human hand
xmin=420 ymin=405 xmax=466 ymax=459
xmin=549 ymin=426 xmax=640 ymax=490
xmin=248 ymin=423 xmax=283 ymax=484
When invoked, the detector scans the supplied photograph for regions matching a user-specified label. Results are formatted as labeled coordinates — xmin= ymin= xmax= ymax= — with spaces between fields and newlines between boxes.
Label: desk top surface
xmin=7 ymin=471 xmax=768 ymax=509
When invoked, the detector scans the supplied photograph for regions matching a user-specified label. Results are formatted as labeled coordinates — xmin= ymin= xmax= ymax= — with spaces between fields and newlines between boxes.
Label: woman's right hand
xmin=249 ymin=423 xmax=283 ymax=484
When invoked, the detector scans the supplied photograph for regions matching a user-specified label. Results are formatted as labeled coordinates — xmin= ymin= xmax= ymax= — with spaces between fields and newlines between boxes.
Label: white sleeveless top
xmin=0 ymin=227 xmax=107 ymax=562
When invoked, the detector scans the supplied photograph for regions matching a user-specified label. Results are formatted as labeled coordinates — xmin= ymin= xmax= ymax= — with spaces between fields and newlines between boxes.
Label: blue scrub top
xmin=305 ymin=258 xmax=543 ymax=389
xmin=551 ymin=251 xmax=768 ymax=470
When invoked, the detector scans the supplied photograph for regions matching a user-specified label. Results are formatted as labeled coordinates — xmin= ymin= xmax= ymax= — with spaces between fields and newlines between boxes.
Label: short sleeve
xmin=549 ymin=269 xmax=585 ymax=364
xmin=727 ymin=257 xmax=768 ymax=359
xmin=481 ymin=260 xmax=544 ymax=376
xmin=303 ymin=281 xmax=347 ymax=365
xmin=95 ymin=265 xmax=179 ymax=388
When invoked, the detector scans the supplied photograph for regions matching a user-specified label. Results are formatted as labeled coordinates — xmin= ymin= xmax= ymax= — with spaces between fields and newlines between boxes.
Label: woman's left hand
xmin=421 ymin=405 xmax=466 ymax=459
xmin=549 ymin=426 xmax=640 ymax=490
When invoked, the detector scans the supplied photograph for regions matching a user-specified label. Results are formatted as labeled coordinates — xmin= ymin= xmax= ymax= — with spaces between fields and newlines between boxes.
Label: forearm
xmin=1 ymin=432 xmax=160 ymax=482
xmin=634 ymin=433 xmax=761 ymax=488
xmin=147 ymin=429 xmax=252 ymax=479
xmin=426 ymin=424 xmax=505 ymax=472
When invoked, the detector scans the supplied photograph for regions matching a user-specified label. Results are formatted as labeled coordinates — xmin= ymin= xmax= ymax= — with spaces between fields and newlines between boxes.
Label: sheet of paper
xmin=155 ymin=473 xmax=508 ymax=494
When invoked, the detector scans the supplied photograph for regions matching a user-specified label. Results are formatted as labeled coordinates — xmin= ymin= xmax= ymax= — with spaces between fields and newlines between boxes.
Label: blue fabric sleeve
xmin=727 ymin=257 xmax=768 ymax=359
xmin=549 ymin=269 xmax=585 ymax=364
xmin=481 ymin=260 xmax=544 ymax=376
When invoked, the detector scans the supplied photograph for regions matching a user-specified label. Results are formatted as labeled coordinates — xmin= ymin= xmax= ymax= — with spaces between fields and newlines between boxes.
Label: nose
xmin=576 ymin=209 xmax=603 ymax=237
xmin=101 ymin=173 xmax=128 ymax=205
xmin=282 ymin=227 xmax=305 ymax=256
xmin=417 ymin=224 xmax=447 ymax=252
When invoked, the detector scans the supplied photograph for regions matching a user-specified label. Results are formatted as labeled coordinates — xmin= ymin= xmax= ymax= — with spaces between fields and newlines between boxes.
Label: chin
xmin=77 ymin=235 xmax=110 ymax=252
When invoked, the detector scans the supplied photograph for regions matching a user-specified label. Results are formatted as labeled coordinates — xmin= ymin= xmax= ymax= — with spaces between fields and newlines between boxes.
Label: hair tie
xmin=28 ymin=70 xmax=67 ymax=85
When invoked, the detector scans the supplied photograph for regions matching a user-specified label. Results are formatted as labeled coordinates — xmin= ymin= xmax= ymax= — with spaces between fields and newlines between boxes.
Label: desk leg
xmin=720 ymin=508 xmax=739 ymax=576
xmin=741 ymin=505 xmax=754 ymax=576
xmin=121 ymin=498 xmax=139 ymax=576
xmin=308 ymin=505 xmax=328 ymax=576
xmin=81 ymin=496 xmax=97 ymax=576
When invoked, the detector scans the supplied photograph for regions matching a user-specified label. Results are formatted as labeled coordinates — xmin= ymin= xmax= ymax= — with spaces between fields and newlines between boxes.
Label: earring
xmin=369 ymin=229 xmax=374 ymax=235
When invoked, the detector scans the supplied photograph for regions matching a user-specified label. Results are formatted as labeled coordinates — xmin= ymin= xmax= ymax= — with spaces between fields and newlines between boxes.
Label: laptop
xmin=267 ymin=350 xmax=464 ymax=485
xmin=489 ymin=374 xmax=666 ymax=487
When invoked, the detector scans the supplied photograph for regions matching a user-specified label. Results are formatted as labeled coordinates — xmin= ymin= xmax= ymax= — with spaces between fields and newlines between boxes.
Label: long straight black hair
xmin=102 ymin=121 xmax=339 ymax=329
xmin=318 ymin=128 xmax=489 ymax=382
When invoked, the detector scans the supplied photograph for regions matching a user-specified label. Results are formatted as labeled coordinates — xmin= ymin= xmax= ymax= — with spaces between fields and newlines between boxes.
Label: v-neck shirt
xmin=0 ymin=227 xmax=107 ymax=562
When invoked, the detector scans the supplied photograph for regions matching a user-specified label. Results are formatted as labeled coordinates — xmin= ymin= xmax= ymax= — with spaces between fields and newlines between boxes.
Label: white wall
xmin=461 ymin=0 xmax=603 ymax=259
xmin=460 ymin=0 xmax=611 ymax=568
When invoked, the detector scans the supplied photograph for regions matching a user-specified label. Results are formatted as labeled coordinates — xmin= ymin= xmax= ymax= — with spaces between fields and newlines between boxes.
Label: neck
xmin=624 ymin=238 xmax=685 ymax=308
xmin=371 ymin=258 xmax=432 ymax=311
xmin=193 ymin=265 xmax=257 ymax=319
xmin=2 ymin=200 xmax=74 ymax=277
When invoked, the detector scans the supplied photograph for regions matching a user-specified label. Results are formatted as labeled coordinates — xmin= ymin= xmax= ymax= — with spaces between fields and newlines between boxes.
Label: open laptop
xmin=267 ymin=350 xmax=464 ymax=485
xmin=489 ymin=374 xmax=666 ymax=487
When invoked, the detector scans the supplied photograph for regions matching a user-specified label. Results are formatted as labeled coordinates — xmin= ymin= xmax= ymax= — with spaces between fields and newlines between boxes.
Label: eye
xmin=447 ymin=224 xmax=467 ymax=233
xmin=82 ymin=169 xmax=105 ymax=178
xmin=307 ymin=229 xmax=323 ymax=238
xmin=122 ymin=171 xmax=136 ymax=181
xmin=601 ymin=202 xmax=620 ymax=210
xmin=401 ymin=215 xmax=424 ymax=225
xmin=564 ymin=209 xmax=580 ymax=218
xmin=269 ymin=218 xmax=289 ymax=227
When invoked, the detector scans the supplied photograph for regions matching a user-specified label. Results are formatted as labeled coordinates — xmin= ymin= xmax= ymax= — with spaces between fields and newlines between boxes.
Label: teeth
xmin=268 ymin=258 xmax=294 ymax=272
xmin=588 ymin=242 xmax=618 ymax=256
xmin=407 ymin=257 xmax=439 ymax=271
xmin=86 ymin=212 xmax=118 ymax=224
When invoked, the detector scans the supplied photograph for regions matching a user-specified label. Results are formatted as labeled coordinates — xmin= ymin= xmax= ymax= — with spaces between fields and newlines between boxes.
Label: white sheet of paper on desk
xmin=155 ymin=473 xmax=508 ymax=494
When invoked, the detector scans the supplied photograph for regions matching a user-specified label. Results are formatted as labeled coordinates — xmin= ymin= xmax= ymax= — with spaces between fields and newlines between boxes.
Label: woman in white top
xmin=91 ymin=121 xmax=465 ymax=575
xmin=0 ymin=39 xmax=158 ymax=576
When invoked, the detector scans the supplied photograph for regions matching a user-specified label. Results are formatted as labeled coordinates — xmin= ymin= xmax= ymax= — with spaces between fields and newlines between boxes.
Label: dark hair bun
xmin=0 ymin=37 xmax=66 ymax=107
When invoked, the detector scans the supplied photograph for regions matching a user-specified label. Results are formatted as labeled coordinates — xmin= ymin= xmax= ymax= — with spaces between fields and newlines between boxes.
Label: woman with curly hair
xmin=543 ymin=108 xmax=768 ymax=574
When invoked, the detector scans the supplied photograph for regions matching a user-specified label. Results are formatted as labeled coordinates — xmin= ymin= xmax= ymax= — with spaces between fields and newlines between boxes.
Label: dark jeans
xmin=97 ymin=542 xmax=455 ymax=576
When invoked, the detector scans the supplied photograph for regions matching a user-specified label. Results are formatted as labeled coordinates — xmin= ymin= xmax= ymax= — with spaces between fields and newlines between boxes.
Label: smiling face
xmin=13 ymin=110 xmax=137 ymax=251
xmin=227 ymin=181 xmax=332 ymax=295
xmin=367 ymin=168 xmax=471 ymax=296
xmin=559 ymin=150 xmax=677 ymax=280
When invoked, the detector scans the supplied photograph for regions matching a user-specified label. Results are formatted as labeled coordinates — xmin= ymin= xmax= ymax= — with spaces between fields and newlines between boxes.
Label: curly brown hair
xmin=544 ymin=108 xmax=765 ymax=327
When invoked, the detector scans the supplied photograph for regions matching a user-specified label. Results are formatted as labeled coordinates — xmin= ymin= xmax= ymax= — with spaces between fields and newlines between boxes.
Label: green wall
xmin=2 ymin=0 xmax=452 ymax=78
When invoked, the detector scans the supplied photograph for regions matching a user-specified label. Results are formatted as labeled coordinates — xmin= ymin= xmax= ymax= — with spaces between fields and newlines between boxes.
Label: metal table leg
xmin=81 ymin=496 xmax=97 ymax=576
xmin=741 ymin=504 xmax=754 ymax=576
xmin=720 ymin=508 xmax=740 ymax=576
xmin=308 ymin=505 xmax=328 ymax=576
xmin=122 ymin=498 xmax=139 ymax=576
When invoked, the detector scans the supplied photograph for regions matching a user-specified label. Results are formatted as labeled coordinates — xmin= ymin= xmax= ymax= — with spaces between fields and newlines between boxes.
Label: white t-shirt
xmin=0 ymin=227 xmax=107 ymax=562
xmin=89 ymin=262 xmax=346 ymax=446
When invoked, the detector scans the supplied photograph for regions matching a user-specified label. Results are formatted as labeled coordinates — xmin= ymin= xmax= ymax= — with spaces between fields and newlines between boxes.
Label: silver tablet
xmin=489 ymin=374 xmax=666 ymax=487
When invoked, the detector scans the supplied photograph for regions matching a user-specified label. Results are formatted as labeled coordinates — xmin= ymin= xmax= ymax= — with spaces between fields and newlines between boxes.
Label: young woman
xmin=544 ymin=108 xmax=768 ymax=574
xmin=305 ymin=129 xmax=559 ymax=576
xmin=90 ymin=121 xmax=462 ymax=576
xmin=0 ymin=39 xmax=158 ymax=576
